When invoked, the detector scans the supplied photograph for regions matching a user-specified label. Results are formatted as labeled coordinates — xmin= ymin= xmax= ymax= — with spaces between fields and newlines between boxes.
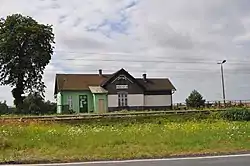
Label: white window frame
xmin=118 ymin=92 xmax=128 ymax=107
xmin=116 ymin=84 xmax=128 ymax=89
xmin=67 ymin=96 xmax=73 ymax=109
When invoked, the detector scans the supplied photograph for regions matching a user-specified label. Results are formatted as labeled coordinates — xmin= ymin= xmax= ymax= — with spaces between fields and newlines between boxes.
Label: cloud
xmin=1 ymin=0 xmax=250 ymax=106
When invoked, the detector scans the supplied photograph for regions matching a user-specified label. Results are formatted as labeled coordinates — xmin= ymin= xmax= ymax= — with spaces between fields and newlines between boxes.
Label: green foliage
xmin=0 ymin=14 xmax=55 ymax=110
xmin=22 ymin=92 xmax=56 ymax=115
xmin=0 ymin=93 xmax=56 ymax=115
xmin=0 ymin=100 xmax=8 ymax=114
xmin=218 ymin=108 xmax=250 ymax=121
xmin=185 ymin=89 xmax=206 ymax=108
xmin=1 ymin=119 xmax=250 ymax=163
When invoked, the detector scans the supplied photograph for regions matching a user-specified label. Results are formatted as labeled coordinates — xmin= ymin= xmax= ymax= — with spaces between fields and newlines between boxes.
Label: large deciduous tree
xmin=0 ymin=14 xmax=55 ymax=111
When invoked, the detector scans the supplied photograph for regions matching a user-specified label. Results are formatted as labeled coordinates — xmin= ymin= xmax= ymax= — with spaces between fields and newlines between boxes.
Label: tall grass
xmin=1 ymin=114 xmax=250 ymax=163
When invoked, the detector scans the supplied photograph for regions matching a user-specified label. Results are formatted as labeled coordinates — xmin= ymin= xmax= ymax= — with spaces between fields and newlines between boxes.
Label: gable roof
xmin=54 ymin=69 xmax=176 ymax=94
xmin=101 ymin=68 xmax=145 ymax=90
xmin=54 ymin=74 xmax=111 ymax=94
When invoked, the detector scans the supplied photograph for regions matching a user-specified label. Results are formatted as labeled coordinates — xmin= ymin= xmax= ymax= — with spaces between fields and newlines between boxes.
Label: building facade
xmin=54 ymin=68 xmax=176 ymax=114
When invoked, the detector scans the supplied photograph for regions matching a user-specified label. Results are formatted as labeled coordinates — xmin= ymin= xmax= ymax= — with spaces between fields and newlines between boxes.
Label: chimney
xmin=99 ymin=69 xmax=103 ymax=76
xmin=143 ymin=73 xmax=147 ymax=82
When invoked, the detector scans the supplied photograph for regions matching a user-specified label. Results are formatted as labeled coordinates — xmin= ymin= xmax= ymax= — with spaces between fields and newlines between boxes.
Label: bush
xmin=185 ymin=90 xmax=206 ymax=109
xmin=218 ymin=108 xmax=250 ymax=121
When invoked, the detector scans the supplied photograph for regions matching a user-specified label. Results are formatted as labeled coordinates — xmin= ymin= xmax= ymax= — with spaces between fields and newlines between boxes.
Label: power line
xmin=53 ymin=50 xmax=250 ymax=64
xmin=46 ymin=62 xmax=250 ymax=74
xmin=43 ymin=68 xmax=250 ymax=75
xmin=54 ymin=59 xmax=216 ymax=64
xmin=50 ymin=58 xmax=250 ymax=65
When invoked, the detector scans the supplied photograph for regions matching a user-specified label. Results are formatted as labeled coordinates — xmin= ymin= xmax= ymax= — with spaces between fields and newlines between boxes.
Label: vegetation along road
xmin=1 ymin=110 xmax=250 ymax=164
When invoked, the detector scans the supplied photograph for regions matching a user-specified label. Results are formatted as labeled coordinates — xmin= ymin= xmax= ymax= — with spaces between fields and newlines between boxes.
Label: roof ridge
xmin=135 ymin=78 xmax=170 ymax=79
xmin=56 ymin=73 xmax=112 ymax=75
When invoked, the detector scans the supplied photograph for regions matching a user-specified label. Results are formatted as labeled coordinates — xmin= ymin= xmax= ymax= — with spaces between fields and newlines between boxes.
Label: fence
xmin=0 ymin=109 xmax=227 ymax=122
xmin=173 ymin=100 xmax=250 ymax=110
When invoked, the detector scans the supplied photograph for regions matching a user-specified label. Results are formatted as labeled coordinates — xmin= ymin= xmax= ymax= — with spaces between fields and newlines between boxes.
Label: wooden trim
xmin=111 ymin=74 xmax=134 ymax=84
xmin=170 ymin=93 xmax=173 ymax=109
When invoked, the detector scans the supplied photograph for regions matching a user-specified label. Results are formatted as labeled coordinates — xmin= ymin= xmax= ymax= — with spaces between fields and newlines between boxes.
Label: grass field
xmin=1 ymin=114 xmax=250 ymax=164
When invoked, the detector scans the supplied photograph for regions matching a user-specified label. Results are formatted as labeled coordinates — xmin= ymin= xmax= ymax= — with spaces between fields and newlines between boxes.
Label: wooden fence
xmin=173 ymin=100 xmax=250 ymax=110
xmin=0 ymin=109 xmax=228 ymax=122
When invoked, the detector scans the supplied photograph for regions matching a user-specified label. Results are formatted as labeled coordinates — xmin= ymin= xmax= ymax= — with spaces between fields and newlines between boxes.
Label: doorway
xmin=79 ymin=95 xmax=88 ymax=113
xmin=98 ymin=99 xmax=105 ymax=114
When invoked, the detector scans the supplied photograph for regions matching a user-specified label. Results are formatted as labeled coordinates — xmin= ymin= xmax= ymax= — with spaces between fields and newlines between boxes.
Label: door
xmin=98 ymin=99 xmax=105 ymax=114
xmin=79 ymin=95 xmax=88 ymax=113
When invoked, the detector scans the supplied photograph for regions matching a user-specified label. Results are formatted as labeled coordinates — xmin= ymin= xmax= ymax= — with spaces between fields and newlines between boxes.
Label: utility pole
xmin=217 ymin=60 xmax=226 ymax=106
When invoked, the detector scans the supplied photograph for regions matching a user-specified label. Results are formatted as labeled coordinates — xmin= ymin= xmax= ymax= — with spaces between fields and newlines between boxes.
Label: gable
xmin=111 ymin=74 xmax=133 ymax=84
xmin=101 ymin=68 xmax=145 ymax=90
xmin=102 ymin=68 xmax=145 ymax=94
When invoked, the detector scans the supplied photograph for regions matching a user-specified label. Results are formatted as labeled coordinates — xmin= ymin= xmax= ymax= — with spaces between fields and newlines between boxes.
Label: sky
xmin=1 ymin=0 xmax=250 ymax=106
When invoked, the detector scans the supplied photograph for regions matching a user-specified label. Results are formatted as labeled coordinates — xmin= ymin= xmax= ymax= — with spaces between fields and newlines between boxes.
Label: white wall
xmin=128 ymin=94 xmax=144 ymax=106
xmin=144 ymin=95 xmax=172 ymax=106
xmin=108 ymin=95 xmax=118 ymax=107
xmin=108 ymin=94 xmax=172 ymax=108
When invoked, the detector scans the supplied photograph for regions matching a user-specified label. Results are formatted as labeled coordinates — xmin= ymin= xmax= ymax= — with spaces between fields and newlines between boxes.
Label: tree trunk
xmin=12 ymin=75 xmax=25 ymax=113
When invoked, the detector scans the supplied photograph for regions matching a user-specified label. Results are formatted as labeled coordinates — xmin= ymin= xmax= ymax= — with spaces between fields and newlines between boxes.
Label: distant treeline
xmin=0 ymin=93 xmax=56 ymax=115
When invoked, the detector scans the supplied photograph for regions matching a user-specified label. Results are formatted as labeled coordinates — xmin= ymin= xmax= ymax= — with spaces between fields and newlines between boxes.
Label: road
xmin=9 ymin=154 xmax=250 ymax=166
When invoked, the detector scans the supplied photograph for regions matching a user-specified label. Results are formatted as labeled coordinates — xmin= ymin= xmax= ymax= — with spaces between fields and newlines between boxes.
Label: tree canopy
xmin=0 ymin=100 xmax=8 ymax=114
xmin=0 ymin=14 xmax=55 ymax=110
xmin=22 ymin=92 xmax=56 ymax=115
xmin=185 ymin=89 xmax=206 ymax=108
xmin=0 ymin=94 xmax=56 ymax=115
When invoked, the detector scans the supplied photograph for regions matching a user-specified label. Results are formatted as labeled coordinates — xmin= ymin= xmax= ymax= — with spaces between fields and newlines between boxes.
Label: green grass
xmin=1 ymin=115 xmax=250 ymax=164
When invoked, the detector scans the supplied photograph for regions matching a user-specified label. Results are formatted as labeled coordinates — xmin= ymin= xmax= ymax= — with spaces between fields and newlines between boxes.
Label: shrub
xmin=218 ymin=108 xmax=250 ymax=121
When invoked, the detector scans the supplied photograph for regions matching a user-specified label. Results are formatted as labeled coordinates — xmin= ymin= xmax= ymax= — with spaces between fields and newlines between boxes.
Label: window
xmin=116 ymin=84 xmax=128 ymax=89
xmin=118 ymin=92 xmax=128 ymax=107
xmin=67 ymin=96 xmax=73 ymax=109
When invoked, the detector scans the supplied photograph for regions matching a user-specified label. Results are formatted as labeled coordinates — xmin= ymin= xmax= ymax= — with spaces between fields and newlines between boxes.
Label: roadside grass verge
xmin=0 ymin=107 xmax=245 ymax=118
xmin=1 ymin=112 xmax=250 ymax=164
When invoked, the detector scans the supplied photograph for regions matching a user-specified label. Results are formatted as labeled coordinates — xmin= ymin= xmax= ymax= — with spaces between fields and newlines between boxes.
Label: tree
xmin=23 ymin=92 xmax=45 ymax=115
xmin=185 ymin=89 xmax=206 ymax=108
xmin=43 ymin=100 xmax=57 ymax=115
xmin=0 ymin=100 xmax=8 ymax=114
xmin=0 ymin=14 xmax=55 ymax=111
xmin=22 ymin=92 xmax=56 ymax=115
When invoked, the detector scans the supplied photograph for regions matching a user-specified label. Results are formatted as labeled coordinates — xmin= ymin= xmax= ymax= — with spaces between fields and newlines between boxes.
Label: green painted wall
xmin=93 ymin=94 xmax=108 ymax=113
xmin=61 ymin=91 xmax=94 ymax=113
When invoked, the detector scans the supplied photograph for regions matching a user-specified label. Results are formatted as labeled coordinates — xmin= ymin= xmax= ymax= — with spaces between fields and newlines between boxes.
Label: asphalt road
xmin=9 ymin=154 xmax=250 ymax=166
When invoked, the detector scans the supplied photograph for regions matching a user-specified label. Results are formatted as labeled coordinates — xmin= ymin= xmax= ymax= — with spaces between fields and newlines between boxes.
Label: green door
xmin=79 ymin=95 xmax=88 ymax=113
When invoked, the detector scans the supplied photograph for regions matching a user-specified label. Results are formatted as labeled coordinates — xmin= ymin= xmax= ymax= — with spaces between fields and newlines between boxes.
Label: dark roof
xmin=101 ymin=68 xmax=146 ymax=90
xmin=54 ymin=70 xmax=176 ymax=94
xmin=137 ymin=78 xmax=176 ymax=91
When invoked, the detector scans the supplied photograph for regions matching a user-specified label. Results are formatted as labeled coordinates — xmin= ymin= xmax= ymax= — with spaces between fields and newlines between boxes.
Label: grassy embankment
xmin=1 ymin=109 xmax=250 ymax=164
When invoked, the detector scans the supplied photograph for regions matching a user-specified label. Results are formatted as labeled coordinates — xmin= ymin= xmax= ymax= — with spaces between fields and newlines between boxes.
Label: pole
xmin=220 ymin=64 xmax=226 ymax=106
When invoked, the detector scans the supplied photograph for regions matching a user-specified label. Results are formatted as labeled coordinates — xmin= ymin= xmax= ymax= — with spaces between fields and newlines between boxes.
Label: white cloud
xmin=1 ymin=0 xmax=250 ymax=106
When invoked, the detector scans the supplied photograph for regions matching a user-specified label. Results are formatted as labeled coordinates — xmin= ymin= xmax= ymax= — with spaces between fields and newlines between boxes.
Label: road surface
xmin=9 ymin=154 xmax=250 ymax=166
